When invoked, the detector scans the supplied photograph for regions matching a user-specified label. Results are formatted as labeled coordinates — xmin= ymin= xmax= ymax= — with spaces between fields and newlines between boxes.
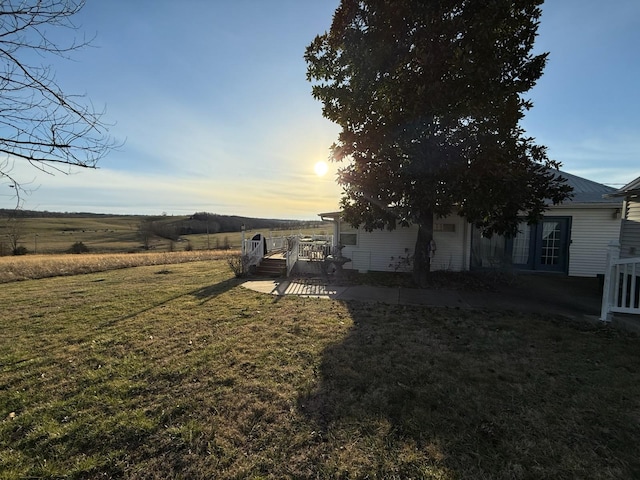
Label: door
xmin=505 ymin=217 xmax=571 ymax=273
xmin=533 ymin=218 xmax=570 ymax=273
xmin=471 ymin=217 xmax=571 ymax=273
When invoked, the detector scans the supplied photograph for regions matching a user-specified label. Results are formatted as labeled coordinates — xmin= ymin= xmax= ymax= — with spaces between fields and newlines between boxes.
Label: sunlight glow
xmin=314 ymin=161 xmax=328 ymax=176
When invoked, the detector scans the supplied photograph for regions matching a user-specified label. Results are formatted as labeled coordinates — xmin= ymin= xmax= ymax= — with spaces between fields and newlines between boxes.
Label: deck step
xmin=255 ymin=257 xmax=286 ymax=277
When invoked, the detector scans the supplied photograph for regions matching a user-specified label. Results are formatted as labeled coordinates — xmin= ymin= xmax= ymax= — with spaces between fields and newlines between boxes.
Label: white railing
xmin=242 ymin=234 xmax=334 ymax=277
xmin=286 ymin=236 xmax=299 ymax=276
xmin=298 ymin=241 xmax=332 ymax=260
xmin=263 ymin=234 xmax=332 ymax=255
xmin=266 ymin=235 xmax=287 ymax=253
xmin=600 ymin=241 xmax=640 ymax=321
xmin=244 ymin=239 xmax=264 ymax=268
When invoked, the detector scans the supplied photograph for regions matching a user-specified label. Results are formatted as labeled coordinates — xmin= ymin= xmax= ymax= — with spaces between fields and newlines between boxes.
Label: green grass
xmin=1 ymin=259 xmax=639 ymax=478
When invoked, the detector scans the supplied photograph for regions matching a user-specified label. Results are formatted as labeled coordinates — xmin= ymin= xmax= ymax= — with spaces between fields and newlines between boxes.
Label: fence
xmin=600 ymin=241 xmax=640 ymax=321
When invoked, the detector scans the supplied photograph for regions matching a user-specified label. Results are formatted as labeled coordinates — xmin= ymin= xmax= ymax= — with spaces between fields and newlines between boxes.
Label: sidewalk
xmin=242 ymin=274 xmax=604 ymax=320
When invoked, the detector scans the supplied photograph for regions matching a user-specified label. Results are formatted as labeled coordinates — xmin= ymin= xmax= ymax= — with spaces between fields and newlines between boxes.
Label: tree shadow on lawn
xmin=190 ymin=277 xmax=243 ymax=304
xmin=100 ymin=277 xmax=242 ymax=327
xmin=298 ymin=300 xmax=640 ymax=478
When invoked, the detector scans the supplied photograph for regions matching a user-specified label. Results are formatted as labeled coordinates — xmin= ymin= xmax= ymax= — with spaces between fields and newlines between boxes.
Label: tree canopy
xmin=0 ymin=0 xmax=116 ymax=206
xmin=305 ymin=0 xmax=572 ymax=284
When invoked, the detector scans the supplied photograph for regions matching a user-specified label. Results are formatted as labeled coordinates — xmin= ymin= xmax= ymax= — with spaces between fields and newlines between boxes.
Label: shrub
xmin=389 ymin=248 xmax=414 ymax=272
xmin=227 ymin=254 xmax=249 ymax=278
xmin=12 ymin=246 xmax=28 ymax=256
xmin=68 ymin=242 xmax=90 ymax=254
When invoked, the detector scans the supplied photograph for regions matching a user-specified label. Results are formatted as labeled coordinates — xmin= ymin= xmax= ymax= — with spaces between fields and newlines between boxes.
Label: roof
xmin=318 ymin=211 xmax=342 ymax=221
xmin=318 ymin=171 xmax=621 ymax=219
xmin=555 ymin=170 xmax=620 ymax=204
xmin=605 ymin=175 xmax=640 ymax=198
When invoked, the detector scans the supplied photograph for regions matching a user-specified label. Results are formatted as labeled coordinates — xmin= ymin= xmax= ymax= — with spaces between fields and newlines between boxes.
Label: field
xmin=0 ymin=251 xmax=237 ymax=283
xmin=1 ymin=256 xmax=639 ymax=478
xmin=0 ymin=214 xmax=331 ymax=254
xmin=0 ymin=215 xmax=152 ymax=254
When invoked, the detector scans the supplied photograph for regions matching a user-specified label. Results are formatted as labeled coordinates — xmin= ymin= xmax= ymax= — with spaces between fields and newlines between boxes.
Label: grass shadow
xmin=298 ymin=300 xmax=640 ymax=478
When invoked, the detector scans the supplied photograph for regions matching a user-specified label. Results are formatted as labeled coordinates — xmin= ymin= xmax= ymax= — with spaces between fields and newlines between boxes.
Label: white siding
xmin=333 ymin=206 xmax=620 ymax=277
xmin=549 ymin=206 xmax=622 ymax=277
xmin=431 ymin=215 xmax=468 ymax=272
xmin=338 ymin=214 xmax=468 ymax=273
xmin=620 ymin=200 xmax=640 ymax=258
xmin=340 ymin=224 xmax=418 ymax=273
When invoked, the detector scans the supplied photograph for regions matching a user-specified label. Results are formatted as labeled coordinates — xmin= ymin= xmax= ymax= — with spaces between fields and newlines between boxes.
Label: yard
xmin=1 ymin=258 xmax=639 ymax=478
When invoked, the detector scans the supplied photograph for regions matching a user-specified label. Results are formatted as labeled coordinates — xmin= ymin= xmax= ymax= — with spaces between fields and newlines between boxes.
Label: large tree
xmin=0 ymin=0 xmax=115 ymax=206
xmin=305 ymin=0 xmax=572 ymax=285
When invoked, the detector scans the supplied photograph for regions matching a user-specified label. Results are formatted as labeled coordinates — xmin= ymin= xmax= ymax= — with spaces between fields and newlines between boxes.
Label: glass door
xmin=534 ymin=218 xmax=570 ymax=273
xmin=471 ymin=217 xmax=571 ymax=273
xmin=510 ymin=223 xmax=533 ymax=269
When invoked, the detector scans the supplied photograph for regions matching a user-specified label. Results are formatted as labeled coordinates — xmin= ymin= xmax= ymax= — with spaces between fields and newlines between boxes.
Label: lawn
xmin=1 ymin=259 xmax=639 ymax=479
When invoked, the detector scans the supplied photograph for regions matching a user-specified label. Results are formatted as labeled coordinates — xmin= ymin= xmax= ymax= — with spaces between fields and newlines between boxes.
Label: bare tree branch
xmin=0 ymin=0 xmax=118 ymax=207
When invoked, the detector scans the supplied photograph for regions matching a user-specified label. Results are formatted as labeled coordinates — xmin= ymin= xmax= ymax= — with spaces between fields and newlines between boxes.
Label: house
xmin=320 ymin=171 xmax=623 ymax=277
xmin=599 ymin=175 xmax=640 ymax=321
xmin=605 ymin=175 xmax=640 ymax=258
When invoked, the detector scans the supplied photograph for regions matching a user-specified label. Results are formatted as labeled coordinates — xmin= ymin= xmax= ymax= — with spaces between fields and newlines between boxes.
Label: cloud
xmin=546 ymin=132 xmax=640 ymax=183
xmin=6 ymin=161 xmax=342 ymax=219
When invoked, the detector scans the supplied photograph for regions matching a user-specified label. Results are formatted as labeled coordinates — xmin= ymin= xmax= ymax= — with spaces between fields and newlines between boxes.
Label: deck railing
xmin=243 ymin=234 xmax=334 ymax=276
xmin=266 ymin=235 xmax=287 ymax=253
xmin=298 ymin=241 xmax=332 ymax=260
xmin=600 ymin=241 xmax=640 ymax=321
xmin=244 ymin=239 xmax=264 ymax=268
xmin=284 ymin=237 xmax=296 ymax=276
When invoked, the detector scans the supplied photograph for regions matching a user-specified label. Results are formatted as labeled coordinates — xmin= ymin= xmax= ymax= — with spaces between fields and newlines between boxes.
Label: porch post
xmin=600 ymin=240 xmax=621 ymax=322
xmin=241 ymin=224 xmax=246 ymax=256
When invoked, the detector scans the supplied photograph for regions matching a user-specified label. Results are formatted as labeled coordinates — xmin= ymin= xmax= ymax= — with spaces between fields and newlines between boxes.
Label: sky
xmin=2 ymin=0 xmax=639 ymax=219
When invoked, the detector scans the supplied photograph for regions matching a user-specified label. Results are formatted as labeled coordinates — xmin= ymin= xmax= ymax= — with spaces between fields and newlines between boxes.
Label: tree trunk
xmin=412 ymin=211 xmax=434 ymax=287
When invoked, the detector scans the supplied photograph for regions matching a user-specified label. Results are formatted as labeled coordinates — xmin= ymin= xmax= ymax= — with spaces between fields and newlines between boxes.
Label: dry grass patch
xmin=0 ymin=259 xmax=639 ymax=478
xmin=0 ymin=250 xmax=238 ymax=283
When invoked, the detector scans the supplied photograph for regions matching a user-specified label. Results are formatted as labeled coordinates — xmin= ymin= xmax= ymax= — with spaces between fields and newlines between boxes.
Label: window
xmin=511 ymin=223 xmax=531 ymax=264
xmin=339 ymin=233 xmax=357 ymax=246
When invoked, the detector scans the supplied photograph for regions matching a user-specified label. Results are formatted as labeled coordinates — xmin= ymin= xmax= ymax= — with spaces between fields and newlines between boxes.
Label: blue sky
xmin=4 ymin=0 xmax=639 ymax=219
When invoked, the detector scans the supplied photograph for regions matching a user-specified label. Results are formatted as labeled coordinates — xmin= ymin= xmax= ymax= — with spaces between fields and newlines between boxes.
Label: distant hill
xmin=0 ymin=209 xmax=324 ymax=236
xmin=0 ymin=209 xmax=328 ymax=255
xmin=0 ymin=209 xmax=128 ymax=219
xmin=175 ymin=212 xmax=320 ymax=235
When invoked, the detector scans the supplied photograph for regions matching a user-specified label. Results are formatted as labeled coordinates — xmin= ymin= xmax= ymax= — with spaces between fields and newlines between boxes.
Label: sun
xmin=314 ymin=161 xmax=328 ymax=176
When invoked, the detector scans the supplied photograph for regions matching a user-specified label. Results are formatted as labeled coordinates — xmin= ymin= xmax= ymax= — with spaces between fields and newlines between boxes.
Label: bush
xmin=12 ymin=246 xmax=28 ymax=256
xmin=68 ymin=242 xmax=90 ymax=254
xmin=389 ymin=248 xmax=414 ymax=272
xmin=227 ymin=254 xmax=249 ymax=278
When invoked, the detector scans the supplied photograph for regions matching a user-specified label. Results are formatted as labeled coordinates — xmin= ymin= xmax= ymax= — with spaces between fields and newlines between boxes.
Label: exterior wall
xmin=431 ymin=215 xmax=469 ymax=272
xmin=331 ymin=206 xmax=619 ymax=277
xmin=620 ymin=199 xmax=640 ymax=258
xmin=549 ymin=206 xmax=622 ymax=277
xmin=337 ymin=214 xmax=468 ymax=273
xmin=339 ymin=223 xmax=418 ymax=273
